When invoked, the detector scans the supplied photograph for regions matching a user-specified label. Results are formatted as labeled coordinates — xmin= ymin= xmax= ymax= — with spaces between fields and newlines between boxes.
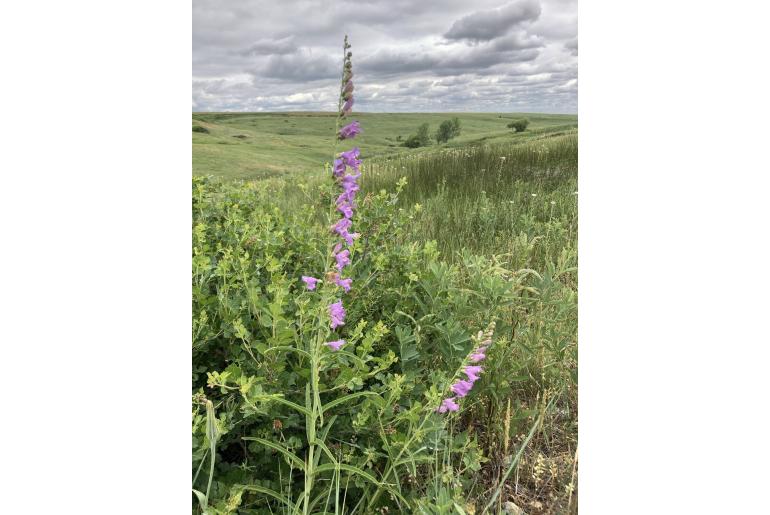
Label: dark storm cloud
xmin=192 ymin=0 xmax=577 ymax=113
xmin=443 ymin=0 xmax=541 ymax=41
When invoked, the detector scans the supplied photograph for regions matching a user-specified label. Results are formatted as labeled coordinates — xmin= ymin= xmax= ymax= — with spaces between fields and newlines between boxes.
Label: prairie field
xmin=193 ymin=112 xmax=578 ymax=514
xmin=192 ymin=112 xmax=577 ymax=180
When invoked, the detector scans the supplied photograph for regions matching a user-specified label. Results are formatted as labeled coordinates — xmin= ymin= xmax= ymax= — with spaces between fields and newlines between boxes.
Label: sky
xmin=192 ymin=0 xmax=577 ymax=113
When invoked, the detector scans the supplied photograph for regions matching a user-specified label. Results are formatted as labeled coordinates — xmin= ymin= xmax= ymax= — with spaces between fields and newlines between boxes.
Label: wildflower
xmin=550 ymin=201 xmax=556 ymax=205
xmin=337 ymin=201 xmax=354 ymax=219
xmin=531 ymin=193 xmax=537 ymax=197
xmin=450 ymin=379 xmax=474 ymax=398
xmin=437 ymin=397 xmax=459 ymax=413
xmin=469 ymin=350 xmax=486 ymax=363
xmin=341 ymin=230 xmax=359 ymax=246
xmin=334 ymin=248 xmax=351 ymax=271
xmin=338 ymin=148 xmax=361 ymax=171
xmin=341 ymin=97 xmax=354 ymax=115
xmin=332 ymin=217 xmax=352 ymax=236
xmin=325 ymin=339 xmax=346 ymax=351
xmin=341 ymin=175 xmax=361 ymax=196
xmin=335 ymin=276 xmax=352 ymax=292
xmin=329 ymin=300 xmax=346 ymax=329
xmin=301 ymin=276 xmax=319 ymax=290
xmin=338 ymin=121 xmax=362 ymax=140
xmin=333 ymin=158 xmax=346 ymax=177
xmin=464 ymin=365 xmax=483 ymax=382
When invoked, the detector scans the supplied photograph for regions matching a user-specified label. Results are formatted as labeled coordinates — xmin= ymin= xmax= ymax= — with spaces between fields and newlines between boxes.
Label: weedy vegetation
xmin=193 ymin=37 xmax=577 ymax=515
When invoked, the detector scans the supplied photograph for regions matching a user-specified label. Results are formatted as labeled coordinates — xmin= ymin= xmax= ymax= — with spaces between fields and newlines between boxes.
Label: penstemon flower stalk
xmin=366 ymin=321 xmax=497 ymax=509
xmin=295 ymin=35 xmax=365 ymax=515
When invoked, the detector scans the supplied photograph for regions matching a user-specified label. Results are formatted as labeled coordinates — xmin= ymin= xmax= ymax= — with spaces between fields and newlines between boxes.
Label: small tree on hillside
xmin=404 ymin=123 xmax=432 ymax=148
xmin=416 ymin=123 xmax=431 ymax=146
xmin=435 ymin=117 xmax=461 ymax=143
xmin=507 ymin=118 xmax=529 ymax=133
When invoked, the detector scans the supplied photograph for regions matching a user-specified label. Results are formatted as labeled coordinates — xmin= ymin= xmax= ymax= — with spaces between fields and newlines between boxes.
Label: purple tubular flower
xmin=339 ymin=121 xmax=362 ymax=140
xmin=337 ymin=201 xmax=354 ymax=219
xmin=450 ymin=379 xmax=474 ymax=398
xmin=339 ymin=147 xmax=361 ymax=168
xmin=341 ymin=97 xmax=354 ymax=115
xmin=343 ymin=80 xmax=354 ymax=94
xmin=464 ymin=365 xmax=483 ymax=383
xmin=301 ymin=276 xmax=318 ymax=290
xmin=469 ymin=351 xmax=486 ymax=363
xmin=332 ymin=217 xmax=352 ymax=235
xmin=335 ymin=276 xmax=352 ymax=292
xmin=333 ymin=158 xmax=346 ymax=178
xmin=334 ymin=249 xmax=351 ymax=271
xmin=325 ymin=339 xmax=346 ymax=351
xmin=329 ymin=300 xmax=346 ymax=329
xmin=437 ymin=397 xmax=459 ymax=413
xmin=342 ymin=231 xmax=359 ymax=246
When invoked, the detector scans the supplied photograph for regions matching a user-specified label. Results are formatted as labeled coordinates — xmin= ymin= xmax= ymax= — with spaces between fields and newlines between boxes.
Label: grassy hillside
xmin=192 ymin=112 xmax=577 ymax=180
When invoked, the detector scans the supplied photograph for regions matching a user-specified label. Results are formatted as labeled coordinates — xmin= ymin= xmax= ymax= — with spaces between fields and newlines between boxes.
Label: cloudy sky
xmin=192 ymin=0 xmax=577 ymax=113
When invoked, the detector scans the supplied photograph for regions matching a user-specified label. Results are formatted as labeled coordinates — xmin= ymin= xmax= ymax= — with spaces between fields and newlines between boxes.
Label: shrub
xmin=402 ymin=134 xmax=422 ymax=148
xmin=435 ymin=117 xmax=461 ymax=143
xmin=507 ymin=118 xmax=529 ymax=132
xmin=403 ymin=123 xmax=432 ymax=148
xmin=193 ymin=125 xmax=210 ymax=134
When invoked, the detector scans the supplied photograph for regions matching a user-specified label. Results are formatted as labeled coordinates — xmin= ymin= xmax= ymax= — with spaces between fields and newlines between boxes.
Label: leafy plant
xmin=507 ymin=119 xmax=530 ymax=132
xmin=435 ymin=117 xmax=461 ymax=144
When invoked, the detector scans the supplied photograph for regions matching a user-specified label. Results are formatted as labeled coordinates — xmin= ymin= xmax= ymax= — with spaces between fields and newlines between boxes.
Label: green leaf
xmin=322 ymin=391 xmax=380 ymax=413
xmin=271 ymin=396 xmax=312 ymax=416
xmin=238 ymin=484 xmax=291 ymax=506
xmin=243 ymin=437 xmax=305 ymax=470
xmin=192 ymin=489 xmax=207 ymax=510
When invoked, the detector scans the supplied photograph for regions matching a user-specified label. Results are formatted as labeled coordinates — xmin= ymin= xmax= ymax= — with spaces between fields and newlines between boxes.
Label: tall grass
xmin=363 ymin=131 xmax=578 ymax=269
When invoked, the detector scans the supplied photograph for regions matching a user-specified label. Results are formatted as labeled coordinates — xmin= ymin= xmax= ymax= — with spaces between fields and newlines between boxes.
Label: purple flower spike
xmin=450 ymin=379 xmax=474 ymax=398
xmin=325 ymin=339 xmax=346 ymax=351
xmin=329 ymin=300 xmax=346 ymax=329
xmin=301 ymin=276 xmax=319 ymax=290
xmin=464 ymin=365 xmax=483 ymax=382
xmin=343 ymin=80 xmax=354 ymax=94
xmin=437 ymin=397 xmax=459 ymax=414
xmin=339 ymin=121 xmax=362 ymax=140
xmin=334 ymin=249 xmax=351 ymax=271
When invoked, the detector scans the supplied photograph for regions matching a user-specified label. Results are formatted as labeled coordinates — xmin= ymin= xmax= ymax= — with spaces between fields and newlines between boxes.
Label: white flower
xmin=550 ymin=201 xmax=556 ymax=205
xmin=531 ymin=193 xmax=537 ymax=197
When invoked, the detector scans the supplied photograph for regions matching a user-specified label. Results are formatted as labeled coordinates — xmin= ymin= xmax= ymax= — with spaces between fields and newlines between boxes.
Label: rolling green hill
xmin=192 ymin=112 xmax=577 ymax=180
